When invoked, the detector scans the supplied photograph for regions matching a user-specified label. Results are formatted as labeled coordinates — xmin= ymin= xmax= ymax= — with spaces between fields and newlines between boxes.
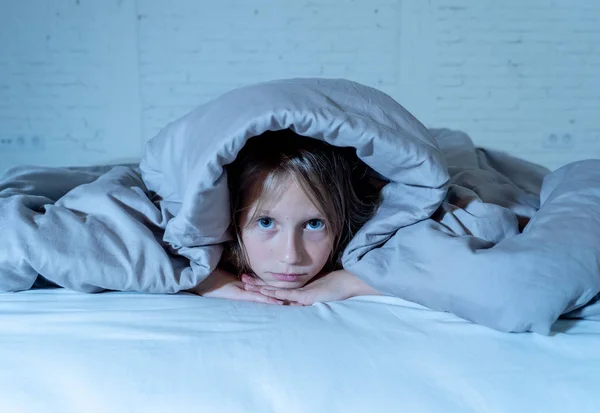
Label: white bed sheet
xmin=1 ymin=289 xmax=599 ymax=413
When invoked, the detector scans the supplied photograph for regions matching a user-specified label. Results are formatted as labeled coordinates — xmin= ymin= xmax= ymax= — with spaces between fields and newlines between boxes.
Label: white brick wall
xmin=136 ymin=0 xmax=401 ymax=140
xmin=1 ymin=0 xmax=599 ymax=173
xmin=420 ymin=0 xmax=600 ymax=169
xmin=0 ymin=0 xmax=142 ymax=172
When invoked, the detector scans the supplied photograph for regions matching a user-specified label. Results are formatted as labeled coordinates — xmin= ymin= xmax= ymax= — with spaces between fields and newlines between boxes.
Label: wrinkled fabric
xmin=1 ymin=78 xmax=599 ymax=333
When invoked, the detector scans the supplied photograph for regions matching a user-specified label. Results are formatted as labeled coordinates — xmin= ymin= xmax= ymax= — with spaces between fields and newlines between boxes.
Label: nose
xmin=279 ymin=229 xmax=304 ymax=265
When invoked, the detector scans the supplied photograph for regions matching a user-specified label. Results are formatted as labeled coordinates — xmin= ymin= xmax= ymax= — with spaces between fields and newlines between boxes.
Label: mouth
xmin=270 ymin=273 xmax=305 ymax=282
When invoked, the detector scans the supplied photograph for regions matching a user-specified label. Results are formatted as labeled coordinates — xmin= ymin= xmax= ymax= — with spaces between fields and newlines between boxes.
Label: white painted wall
xmin=1 ymin=0 xmax=599 ymax=174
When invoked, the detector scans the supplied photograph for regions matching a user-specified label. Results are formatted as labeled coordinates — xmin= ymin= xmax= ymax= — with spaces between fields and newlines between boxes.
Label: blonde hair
xmin=222 ymin=129 xmax=383 ymax=276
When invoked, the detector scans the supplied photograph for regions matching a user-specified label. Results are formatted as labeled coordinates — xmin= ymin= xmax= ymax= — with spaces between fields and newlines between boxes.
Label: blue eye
xmin=257 ymin=217 xmax=274 ymax=229
xmin=305 ymin=219 xmax=325 ymax=231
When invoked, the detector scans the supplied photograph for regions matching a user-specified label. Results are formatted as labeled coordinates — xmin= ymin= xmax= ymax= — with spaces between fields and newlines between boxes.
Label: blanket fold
xmin=1 ymin=165 xmax=195 ymax=293
xmin=1 ymin=78 xmax=599 ymax=333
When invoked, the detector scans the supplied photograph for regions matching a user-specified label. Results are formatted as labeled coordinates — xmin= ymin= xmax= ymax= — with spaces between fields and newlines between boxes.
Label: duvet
xmin=1 ymin=78 xmax=599 ymax=333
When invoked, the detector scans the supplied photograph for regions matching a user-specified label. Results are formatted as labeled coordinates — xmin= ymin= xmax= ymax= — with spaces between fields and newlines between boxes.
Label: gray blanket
xmin=1 ymin=78 xmax=599 ymax=333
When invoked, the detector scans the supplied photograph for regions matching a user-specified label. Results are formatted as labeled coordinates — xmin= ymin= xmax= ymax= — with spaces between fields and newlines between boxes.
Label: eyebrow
xmin=256 ymin=209 xmax=326 ymax=220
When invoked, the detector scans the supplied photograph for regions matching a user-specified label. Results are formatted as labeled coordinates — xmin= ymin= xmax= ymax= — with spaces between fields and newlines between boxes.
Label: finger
xmin=260 ymin=287 xmax=304 ymax=303
xmin=241 ymin=274 xmax=268 ymax=286
xmin=244 ymin=285 xmax=305 ymax=306
xmin=240 ymin=289 xmax=285 ymax=305
xmin=243 ymin=283 xmax=262 ymax=292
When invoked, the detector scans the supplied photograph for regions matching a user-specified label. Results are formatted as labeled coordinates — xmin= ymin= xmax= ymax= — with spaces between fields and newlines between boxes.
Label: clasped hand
xmin=190 ymin=268 xmax=380 ymax=306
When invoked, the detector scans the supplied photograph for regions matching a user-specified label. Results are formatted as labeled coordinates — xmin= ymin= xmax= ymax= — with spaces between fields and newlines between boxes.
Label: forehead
xmin=248 ymin=176 xmax=324 ymax=220
xmin=263 ymin=178 xmax=321 ymax=211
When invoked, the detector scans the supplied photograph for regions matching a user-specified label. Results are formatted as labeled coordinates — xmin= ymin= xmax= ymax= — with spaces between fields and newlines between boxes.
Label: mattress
xmin=1 ymin=289 xmax=599 ymax=413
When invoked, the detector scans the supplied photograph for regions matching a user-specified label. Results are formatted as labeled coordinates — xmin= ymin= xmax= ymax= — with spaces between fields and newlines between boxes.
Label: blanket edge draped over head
xmin=140 ymin=77 xmax=450 ymax=278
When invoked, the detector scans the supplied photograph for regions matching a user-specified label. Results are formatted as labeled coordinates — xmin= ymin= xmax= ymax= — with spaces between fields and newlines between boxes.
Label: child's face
xmin=240 ymin=178 xmax=334 ymax=289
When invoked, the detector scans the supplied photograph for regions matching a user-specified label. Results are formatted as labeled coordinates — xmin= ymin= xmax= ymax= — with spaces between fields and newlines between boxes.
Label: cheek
xmin=305 ymin=234 xmax=334 ymax=264
xmin=241 ymin=232 xmax=269 ymax=266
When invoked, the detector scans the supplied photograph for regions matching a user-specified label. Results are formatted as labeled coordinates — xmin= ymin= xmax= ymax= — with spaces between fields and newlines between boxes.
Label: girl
xmin=189 ymin=129 xmax=385 ymax=305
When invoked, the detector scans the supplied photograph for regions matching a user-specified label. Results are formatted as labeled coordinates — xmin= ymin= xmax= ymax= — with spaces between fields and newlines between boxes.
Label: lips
xmin=271 ymin=273 xmax=304 ymax=282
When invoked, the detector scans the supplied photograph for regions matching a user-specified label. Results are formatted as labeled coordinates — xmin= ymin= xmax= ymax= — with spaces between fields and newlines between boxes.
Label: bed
xmin=1 ymin=288 xmax=599 ymax=413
